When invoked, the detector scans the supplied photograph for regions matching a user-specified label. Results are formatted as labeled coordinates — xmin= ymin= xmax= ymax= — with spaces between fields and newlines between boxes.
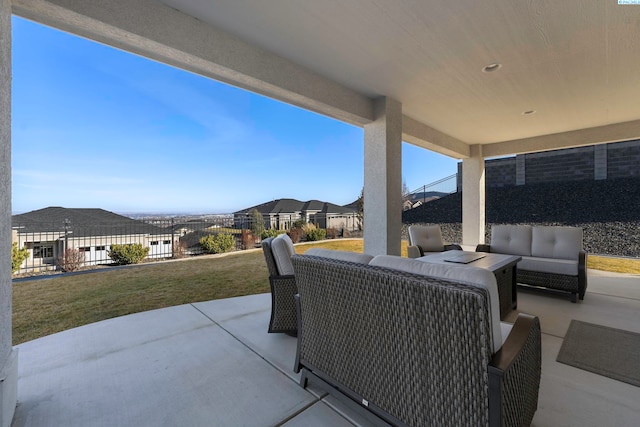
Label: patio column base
xmin=0 ymin=348 xmax=18 ymax=427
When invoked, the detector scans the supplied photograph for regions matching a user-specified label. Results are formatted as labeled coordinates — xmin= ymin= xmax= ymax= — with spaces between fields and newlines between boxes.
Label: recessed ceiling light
xmin=522 ymin=110 xmax=536 ymax=115
xmin=482 ymin=63 xmax=502 ymax=73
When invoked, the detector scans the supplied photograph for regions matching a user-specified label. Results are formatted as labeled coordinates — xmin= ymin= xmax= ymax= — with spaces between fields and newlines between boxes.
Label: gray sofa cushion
xmin=519 ymin=256 xmax=579 ymax=276
xmin=408 ymin=225 xmax=444 ymax=252
xmin=370 ymin=255 xmax=503 ymax=353
xmin=531 ymin=226 xmax=582 ymax=260
xmin=304 ymin=248 xmax=373 ymax=264
xmin=271 ymin=234 xmax=295 ymax=275
xmin=500 ymin=322 xmax=514 ymax=346
xmin=490 ymin=225 xmax=532 ymax=256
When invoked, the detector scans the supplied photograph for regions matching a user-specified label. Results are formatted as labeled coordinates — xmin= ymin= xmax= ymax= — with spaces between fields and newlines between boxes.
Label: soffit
xmin=161 ymin=0 xmax=640 ymax=146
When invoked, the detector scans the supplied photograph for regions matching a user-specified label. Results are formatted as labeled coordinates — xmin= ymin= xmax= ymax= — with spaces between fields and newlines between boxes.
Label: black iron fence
xmin=404 ymin=174 xmax=457 ymax=210
xmin=11 ymin=214 xmax=359 ymax=275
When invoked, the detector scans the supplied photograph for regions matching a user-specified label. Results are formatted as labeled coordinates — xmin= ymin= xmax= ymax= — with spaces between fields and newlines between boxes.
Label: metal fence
xmin=404 ymin=173 xmax=457 ymax=210
xmin=12 ymin=216 xmax=244 ymax=275
xmin=11 ymin=214 xmax=359 ymax=275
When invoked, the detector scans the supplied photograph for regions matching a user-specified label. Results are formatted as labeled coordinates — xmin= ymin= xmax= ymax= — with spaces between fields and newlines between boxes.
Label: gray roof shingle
xmin=12 ymin=207 xmax=168 ymax=237
xmin=235 ymin=199 xmax=355 ymax=215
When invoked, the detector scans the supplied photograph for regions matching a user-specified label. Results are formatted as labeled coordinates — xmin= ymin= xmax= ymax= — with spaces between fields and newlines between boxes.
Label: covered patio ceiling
xmin=13 ymin=0 xmax=640 ymax=159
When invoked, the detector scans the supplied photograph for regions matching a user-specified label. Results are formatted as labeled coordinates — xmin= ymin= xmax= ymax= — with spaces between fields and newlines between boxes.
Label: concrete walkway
xmin=12 ymin=270 xmax=640 ymax=426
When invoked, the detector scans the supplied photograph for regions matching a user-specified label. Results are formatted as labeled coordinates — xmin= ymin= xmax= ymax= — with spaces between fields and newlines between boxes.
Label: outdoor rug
xmin=557 ymin=320 xmax=640 ymax=387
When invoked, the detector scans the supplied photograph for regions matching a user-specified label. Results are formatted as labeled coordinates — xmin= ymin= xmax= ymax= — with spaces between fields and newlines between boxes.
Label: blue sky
xmin=11 ymin=17 xmax=457 ymax=215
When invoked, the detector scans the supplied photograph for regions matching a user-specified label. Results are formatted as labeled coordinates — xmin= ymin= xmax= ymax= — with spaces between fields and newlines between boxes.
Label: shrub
xmin=326 ymin=227 xmax=339 ymax=239
xmin=57 ymin=248 xmax=85 ymax=272
xmin=12 ymin=242 xmax=29 ymax=273
xmin=302 ymin=222 xmax=316 ymax=234
xmin=241 ymin=229 xmax=256 ymax=250
xmin=260 ymin=228 xmax=281 ymax=240
xmin=292 ymin=219 xmax=306 ymax=229
xmin=200 ymin=233 xmax=235 ymax=254
xmin=287 ymin=227 xmax=304 ymax=243
xmin=108 ymin=243 xmax=150 ymax=265
xmin=305 ymin=227 xmax=326 ymax=242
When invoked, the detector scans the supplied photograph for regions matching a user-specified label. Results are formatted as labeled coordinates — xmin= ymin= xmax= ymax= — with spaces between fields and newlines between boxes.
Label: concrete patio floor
xmin=12 ymin=270 xmax=640 ymax=427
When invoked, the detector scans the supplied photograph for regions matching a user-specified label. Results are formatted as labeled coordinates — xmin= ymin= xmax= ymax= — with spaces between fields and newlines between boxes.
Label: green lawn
xmin=12 ymin=239 xmax=638 ymax=345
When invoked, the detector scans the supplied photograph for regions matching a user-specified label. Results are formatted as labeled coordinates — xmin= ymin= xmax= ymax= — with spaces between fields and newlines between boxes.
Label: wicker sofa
xmin=477 ymin=225 xmax=587 ymax=302
xmin=292 ymin=254 xmax=541 ymax=427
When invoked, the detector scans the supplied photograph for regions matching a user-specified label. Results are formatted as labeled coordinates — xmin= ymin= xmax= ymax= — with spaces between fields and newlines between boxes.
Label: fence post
xmin=171 ymin=218 xmax=175 ymax=259
xmin=63 ymin=218 xmax=71 ymax=270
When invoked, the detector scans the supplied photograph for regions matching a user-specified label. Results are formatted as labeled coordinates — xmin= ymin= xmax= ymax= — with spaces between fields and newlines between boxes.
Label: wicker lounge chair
xmin=261 ymin=235 xmax=298 ymax=335
xmin=407 ymin=224 xmax=462 ymax=258
xmin=292 ymin=254 xmax=541 ymax=427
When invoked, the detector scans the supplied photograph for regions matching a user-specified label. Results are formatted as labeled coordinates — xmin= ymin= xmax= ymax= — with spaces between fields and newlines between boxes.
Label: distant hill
xmin=344 ymin=191 xmax=449 ymax=211
xmin=406 ymin=191 xmax=449 ymax=203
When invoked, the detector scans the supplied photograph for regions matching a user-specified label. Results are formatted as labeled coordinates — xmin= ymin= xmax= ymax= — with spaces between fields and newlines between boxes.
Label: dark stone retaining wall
xmin=402 ymin=177 xmax=640 ymax=257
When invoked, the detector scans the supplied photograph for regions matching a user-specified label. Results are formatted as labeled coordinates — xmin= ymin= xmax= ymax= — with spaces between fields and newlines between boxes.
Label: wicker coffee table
xmin=417 ymin=250 xmax=521 ymax=319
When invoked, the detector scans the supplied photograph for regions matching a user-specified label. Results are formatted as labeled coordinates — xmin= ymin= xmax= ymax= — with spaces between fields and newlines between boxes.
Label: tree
xmin=402 ymin=178 xmax=412 ymax=210
xmin=402 ymin=179 xmax=410 ymax=199
xmin=250 ymin=208 xmax=265 ymax=237
xmin=356 ymin=187 xmax=364 ymax=231
xmin=12 ymin=242 xmax=29 ymax=273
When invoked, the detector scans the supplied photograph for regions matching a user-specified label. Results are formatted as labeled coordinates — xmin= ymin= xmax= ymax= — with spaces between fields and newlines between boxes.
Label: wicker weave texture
xmin=269 ymin=275 xmax=298 ymax=333
xmin=518 ymin=269 xmax=578 ymax=293
xmin=293 ymin=255 xmax=495 ymax=426
xmin=261 ymin=238 xmax=279 ymax=276
xmin=262 ymin=238 xmax=298 ymax=333
xmin=494 ymin=266 xmax=514 ymax=319
xmin=501 ymin=317 xmax=541 ymax=426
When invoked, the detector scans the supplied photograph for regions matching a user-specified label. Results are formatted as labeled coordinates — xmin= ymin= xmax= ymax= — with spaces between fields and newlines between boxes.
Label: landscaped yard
xmin=12 ymin=239 xmax=638 ymax=345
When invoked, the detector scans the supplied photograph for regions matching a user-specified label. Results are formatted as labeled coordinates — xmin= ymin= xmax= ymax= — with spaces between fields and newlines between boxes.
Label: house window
xmin=150 ymin=241 xmax=159 ymax=245
xmin=78 ymin=247 xmax=91 ymax=252
xmin=33 ymin=244 xmax=53 ymax=259
xmin=163 ymin=240 xmax=170 ymax=245
xmin=95 ymin=246 xmax=106 ymax=251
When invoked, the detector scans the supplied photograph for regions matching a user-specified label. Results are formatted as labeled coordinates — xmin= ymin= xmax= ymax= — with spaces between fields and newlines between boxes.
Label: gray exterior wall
xmin=457 ymin=140 xmax=640 ymax=189
xmin=485 ymin=157 xmax=516 ymax=188
xmin=0 ymin=0 xmax=10 ymax=365
xmin=0 ymin=2 xmax=18 ymax=426
xmin=525 ymin=145 xmax=595 ymax=184
xmin=607 ymin=140 xmax=640 ymax=179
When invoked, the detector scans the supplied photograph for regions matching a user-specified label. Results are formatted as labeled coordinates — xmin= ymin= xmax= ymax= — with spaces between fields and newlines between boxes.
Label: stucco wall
xmin=0 ymin=2 xmax=17 ymax=426
xmin=0 ymin=0 xmax=12 ymax=362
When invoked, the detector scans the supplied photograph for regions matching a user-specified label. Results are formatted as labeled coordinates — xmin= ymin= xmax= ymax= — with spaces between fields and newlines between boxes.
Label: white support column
xmin=462 ymin=145 xmax=486 ymax=248
xmin=0 ymin=2 xmax=18 ymax=426
xmin=363 ymin=97 xmax=402 ymax=256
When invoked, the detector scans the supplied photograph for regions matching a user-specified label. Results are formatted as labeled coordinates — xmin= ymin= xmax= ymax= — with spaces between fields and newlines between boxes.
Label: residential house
xmin=233 ymin=199 xmax=360 ymax=232
xmin=12 ymin=207 xmax=175 ymax=273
